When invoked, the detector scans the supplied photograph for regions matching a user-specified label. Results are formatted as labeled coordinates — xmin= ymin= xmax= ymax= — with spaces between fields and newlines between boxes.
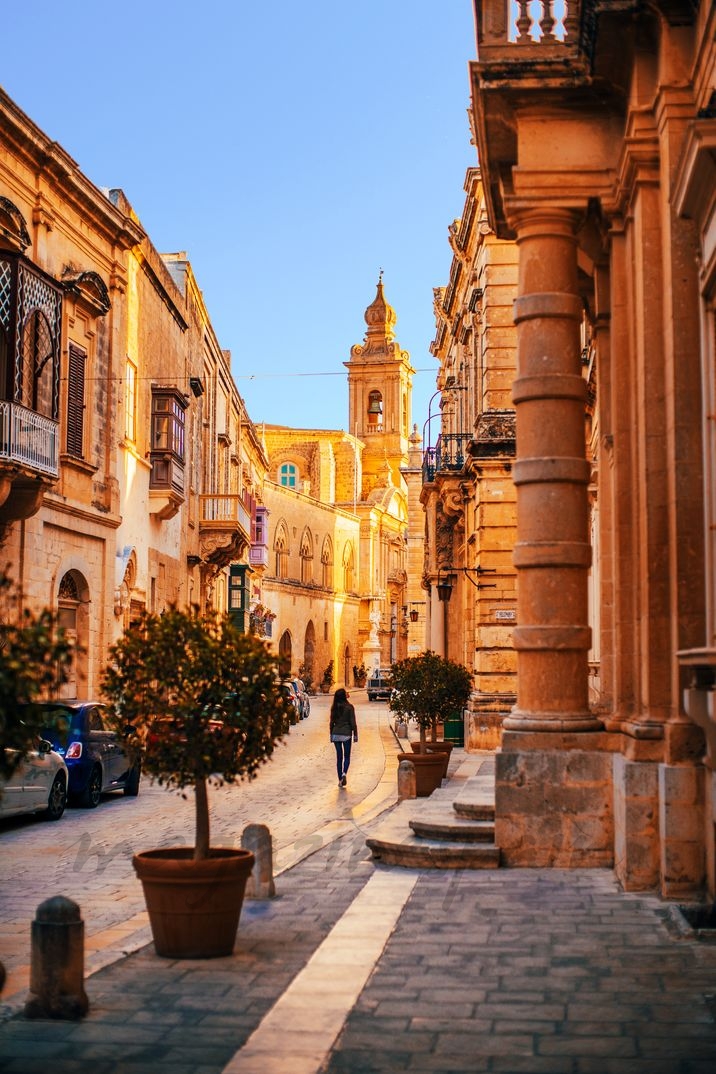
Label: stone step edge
xmin=453 ymin=801 xmax=495 ymax=821
xmin=409 ymin=818 xmax=495 ymax=843
xmin=366 ymin=836 xmax=501 ymax=870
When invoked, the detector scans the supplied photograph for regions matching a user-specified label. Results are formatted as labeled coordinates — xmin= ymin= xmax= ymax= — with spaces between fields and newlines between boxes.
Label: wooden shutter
xmin=66 ymin=343 xmax=85 ymax=458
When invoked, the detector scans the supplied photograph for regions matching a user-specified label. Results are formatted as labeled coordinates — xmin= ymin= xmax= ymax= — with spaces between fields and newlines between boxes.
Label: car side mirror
xmin=38 ymin=738 xmax=52 ymax=755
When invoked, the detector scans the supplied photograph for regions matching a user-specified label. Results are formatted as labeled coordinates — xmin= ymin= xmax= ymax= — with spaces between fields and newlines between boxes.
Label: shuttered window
xmin=66 ymin=343 xmax=86 ymax=458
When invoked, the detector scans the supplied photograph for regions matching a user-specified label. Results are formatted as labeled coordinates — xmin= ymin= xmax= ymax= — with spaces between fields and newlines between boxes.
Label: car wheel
xmin=123 ymin=764 xmax=140 ymax=797
xmin=45 ymin=773 xmax=67 ymax=821
xmin=80 ymin=766 xmax=102 ymax=808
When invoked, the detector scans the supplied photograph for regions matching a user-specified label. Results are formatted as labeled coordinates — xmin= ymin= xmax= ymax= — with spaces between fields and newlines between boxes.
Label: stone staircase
xmin=364 ymin=752 xmax=500 ymax=869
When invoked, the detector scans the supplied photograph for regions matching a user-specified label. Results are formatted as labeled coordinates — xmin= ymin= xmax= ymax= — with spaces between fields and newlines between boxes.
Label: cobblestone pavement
xmin=0 ymin=693 xmax=395 ymax=1001
xmin=2 ymin=706 xmax=716 ymax=1074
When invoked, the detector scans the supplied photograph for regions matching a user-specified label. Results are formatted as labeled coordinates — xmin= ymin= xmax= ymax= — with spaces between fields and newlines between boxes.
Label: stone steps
xmin=453 ymin=800 xmax=495 ymax=821
xmin=408 ymin=816 xmax=495 ymax=842
xmin=364 ymin=752 xmax=501 ymax=870
xmin=365 ymin=834 xmax=500 ymax=869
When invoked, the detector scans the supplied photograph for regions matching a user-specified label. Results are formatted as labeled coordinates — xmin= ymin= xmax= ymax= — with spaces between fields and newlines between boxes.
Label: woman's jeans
xmin=333 ymin=738 xmax=352 ymax=779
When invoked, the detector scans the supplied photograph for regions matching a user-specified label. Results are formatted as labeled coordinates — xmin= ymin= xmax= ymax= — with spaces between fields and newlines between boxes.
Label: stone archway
xmin=302 ymin=621 xmax=316 ymax=691
xmin=344 ymin=643 xmax=351 ymax=688
xmin=278 ymin=630 xmax=292 ymax=679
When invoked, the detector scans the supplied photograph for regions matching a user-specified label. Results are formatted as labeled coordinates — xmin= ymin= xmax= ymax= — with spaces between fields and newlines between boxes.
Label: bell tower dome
xmin=345 ymin=274 xmax=415 ymax=495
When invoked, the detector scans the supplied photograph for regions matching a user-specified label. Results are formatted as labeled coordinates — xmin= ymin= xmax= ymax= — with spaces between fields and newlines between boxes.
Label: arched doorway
xmin=302 ymin=621 xmax=316 ymax=692
xmin=278 ymin=630 xmax=292 ymax=679
xmin=343 ymin=643 xmax=352 ymax=689
xmin=57 ymin=569 xmax=89 ymax=698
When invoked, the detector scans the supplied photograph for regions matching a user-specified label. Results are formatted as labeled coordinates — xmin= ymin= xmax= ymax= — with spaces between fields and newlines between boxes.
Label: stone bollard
xmin=25 ymin=896 xmax=89 ymax=1020
xmin=241 ymin=823 xmax=276 ymax=898
xmin=397 ymin=758 xmax=417 ymax=801
xmin=396 ymin=720 xmax=408 ymax=738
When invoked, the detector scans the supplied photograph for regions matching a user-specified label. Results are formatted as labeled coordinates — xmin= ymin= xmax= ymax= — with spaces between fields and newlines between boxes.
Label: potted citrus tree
xmin=389 ymin=651 xmax=472 ymax=794
xmin=319 ymin=659 xmax=334 ymax=694
xmin=102 ymin=605 xmax=289 ymax=959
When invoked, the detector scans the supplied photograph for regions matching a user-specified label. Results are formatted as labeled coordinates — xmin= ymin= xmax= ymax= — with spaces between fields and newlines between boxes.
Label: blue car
xmin=38 ymin=701 xmax=140 ymax=808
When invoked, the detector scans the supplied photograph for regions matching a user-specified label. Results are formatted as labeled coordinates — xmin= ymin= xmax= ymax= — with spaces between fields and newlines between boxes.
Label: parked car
xmin=0 ymin=741 xmax=68 ymax=821
xmin=37 ymin=701 xmax=140 ymax=808
xmin=279 ymin=681 xmax=301 ymax=724
xmin=289 ymin=677 xmax=310 ymax=719
xmin=367 ymin=667 xmax=393 ymax=702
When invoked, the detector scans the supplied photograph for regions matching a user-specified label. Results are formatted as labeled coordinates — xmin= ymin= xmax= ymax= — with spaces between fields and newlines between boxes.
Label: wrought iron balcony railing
xmin=422 ymin=433 xmax=472 ymax=483
xmin=0 ymin=401 xmax=59 ymax=478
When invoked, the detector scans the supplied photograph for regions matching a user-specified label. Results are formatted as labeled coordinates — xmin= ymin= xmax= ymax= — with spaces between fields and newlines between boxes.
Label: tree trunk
xmin=418 ymin=724 xmax=427 ymax=753
xmin=194 ymin=777 xmax=210 ymax=860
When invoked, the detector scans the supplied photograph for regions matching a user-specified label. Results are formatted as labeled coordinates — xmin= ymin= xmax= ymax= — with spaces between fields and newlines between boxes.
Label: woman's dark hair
xmin=331 ymin=687 xmax=348 ymax=715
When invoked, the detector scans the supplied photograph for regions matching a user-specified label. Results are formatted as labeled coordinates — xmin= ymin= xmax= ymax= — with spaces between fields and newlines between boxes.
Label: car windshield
xmin=38 ymin=705 xmax=80 ymax=750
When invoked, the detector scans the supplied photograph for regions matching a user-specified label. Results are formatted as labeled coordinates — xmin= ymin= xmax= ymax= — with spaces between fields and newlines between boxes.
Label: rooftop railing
xmin=475 ymin=0 xmax=582 ymax=61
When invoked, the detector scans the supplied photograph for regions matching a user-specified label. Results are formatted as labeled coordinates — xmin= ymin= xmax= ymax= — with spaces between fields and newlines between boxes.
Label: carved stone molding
xmin=61 ymin=269 xmax=111 ymax=316
xmin=0 ymin=196 xmax=30 ymax=251
xmin=200 ymin=529 xmax=248 ymax=570
xmin=469 ymin=409 xmax=516 ymax=459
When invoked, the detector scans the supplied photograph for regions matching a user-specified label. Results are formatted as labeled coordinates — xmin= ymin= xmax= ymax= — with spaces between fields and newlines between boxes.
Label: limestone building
xmin=0 ymin=90 xmax=266 ymax=695
xmin=471 ymin=0 xmax=716 ymax=899
xmin=422 ymin=167 xmax=519 ymax=750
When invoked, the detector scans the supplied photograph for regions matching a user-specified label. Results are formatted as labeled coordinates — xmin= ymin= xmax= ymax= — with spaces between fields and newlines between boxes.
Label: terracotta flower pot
xmin=396 ymin=751 xmax=446 ymax=797
xmin=410 ymin=740 xmax=454 ymax=779
xmin=133 ymin=847 xmax=255 ymax=959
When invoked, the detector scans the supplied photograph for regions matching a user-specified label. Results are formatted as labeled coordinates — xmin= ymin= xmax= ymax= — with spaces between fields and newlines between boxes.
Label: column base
xmin=495 ymin=746 xmax=614 ymax=868
xmin=503 ymin=707 xmax=604 ymax=733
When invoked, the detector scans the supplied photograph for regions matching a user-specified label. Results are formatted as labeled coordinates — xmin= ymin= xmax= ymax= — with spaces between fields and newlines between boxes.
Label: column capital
xmin=506 ymin=204 xmax=583 ymax=242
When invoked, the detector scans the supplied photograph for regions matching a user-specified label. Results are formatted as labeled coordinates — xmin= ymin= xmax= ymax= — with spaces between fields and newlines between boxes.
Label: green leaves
xmin=102 ymin=606 xmax=290 ymax=793
xmin=0 ymin=571 xmax=75 ymax=781
xmin=388 ymin=651 xmax=473 ymax=734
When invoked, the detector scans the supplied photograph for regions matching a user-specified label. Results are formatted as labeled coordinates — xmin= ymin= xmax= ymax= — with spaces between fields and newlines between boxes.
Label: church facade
xmin=256 ymin=280 xmax=422 ymax=689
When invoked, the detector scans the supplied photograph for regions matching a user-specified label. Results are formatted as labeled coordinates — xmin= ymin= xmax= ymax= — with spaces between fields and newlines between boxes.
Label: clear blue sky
xmin=2 ymin=1 xmax=478 ymax=435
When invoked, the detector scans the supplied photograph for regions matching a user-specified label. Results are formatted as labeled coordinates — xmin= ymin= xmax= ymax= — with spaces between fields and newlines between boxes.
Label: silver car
xmin=0 ymin=741 xmax=68 ymax=821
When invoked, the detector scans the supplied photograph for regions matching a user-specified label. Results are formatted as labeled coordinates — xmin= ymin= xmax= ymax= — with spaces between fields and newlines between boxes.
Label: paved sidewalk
xmin=1 ymin=750 xmax=716 ymax=1073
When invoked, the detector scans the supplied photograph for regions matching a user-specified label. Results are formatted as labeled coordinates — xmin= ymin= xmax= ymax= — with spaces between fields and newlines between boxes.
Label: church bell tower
xmin=345 ymin=275 xmax=415 ymax=497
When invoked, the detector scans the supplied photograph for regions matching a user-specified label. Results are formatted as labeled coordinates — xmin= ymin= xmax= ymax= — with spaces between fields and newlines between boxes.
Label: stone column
xmin=505 ymin=209 xmax=601 ymax=734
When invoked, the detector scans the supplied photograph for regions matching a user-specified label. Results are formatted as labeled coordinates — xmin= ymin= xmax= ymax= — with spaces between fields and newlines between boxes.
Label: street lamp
xmin=436 ymin=565 xmax=498 ymax=601
xmin=421 ymin=384 xmax=468 ymax=455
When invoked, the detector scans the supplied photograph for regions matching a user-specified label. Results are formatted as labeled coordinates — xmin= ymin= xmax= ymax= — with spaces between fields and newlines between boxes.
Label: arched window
xmin=343 ymin=542 xmax=355 ymax=593
xmin=278 ymin=462 xmax=298 ymax=488
xmin=367 ymin=389 xmax=383 ymax=428
xmin=274 ymin=522 xmax=289 ymax=578
xmin=321 ymin=536 xmax=333 ymax=589
xmin=22 ymin=309 xmax=54 ymax=417
xmin=300 ymin=528 xmax=313 ymax=585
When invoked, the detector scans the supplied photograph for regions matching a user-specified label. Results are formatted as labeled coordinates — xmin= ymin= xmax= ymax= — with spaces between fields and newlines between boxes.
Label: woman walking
xmin=329 ymin=687 xmax=358 ymax=787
